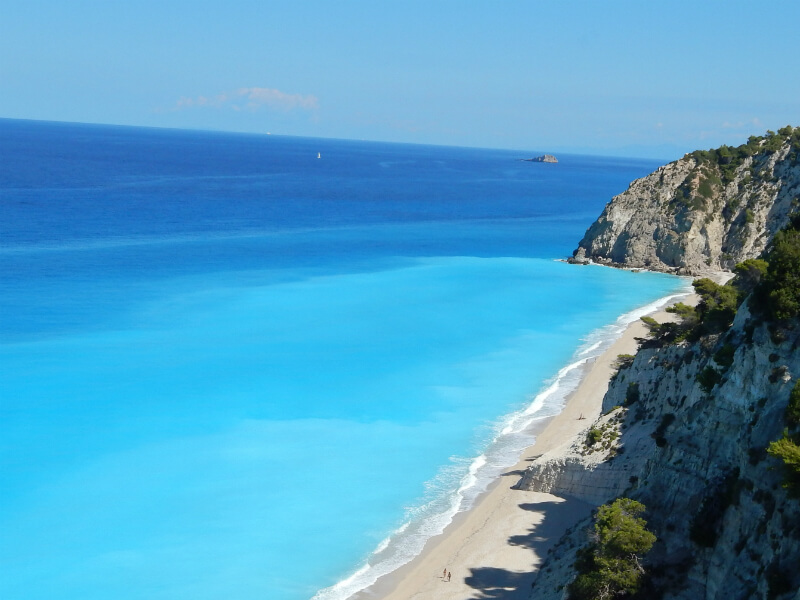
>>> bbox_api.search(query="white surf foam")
[311,282,693,600]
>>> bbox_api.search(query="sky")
[2,1,799,159]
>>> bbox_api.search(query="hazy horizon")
[2,2,799,160]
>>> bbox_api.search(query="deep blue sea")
[0,119,687,600]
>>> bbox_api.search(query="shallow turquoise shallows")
[0,119,686,600]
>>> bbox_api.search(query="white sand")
[354,295,695,600]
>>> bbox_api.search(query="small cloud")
[173,87,319,113]
[237,87,319,111]
[722,120,746,130]
[722,118,763,131]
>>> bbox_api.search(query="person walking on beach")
[447,571,451,582]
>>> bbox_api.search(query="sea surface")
[0,119,687,600]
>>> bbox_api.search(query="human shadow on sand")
[463,497,592,599]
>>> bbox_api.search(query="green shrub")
[713,344,736,368]
[764,130,784,153]
[767,432,800,492]
[734,259,768,293]
[653,413,676,440]
[697,366,722,392]
[587,428,603,446]
[665,301,697,320]
[698,178,714,198]
[614,354,636,370]
[626,382,640,405]
[765,229,800,321]
[693,278,740,334]
[568,498,656,600]
[639,316,663,340]
[662,302,699,342]
[640,315,659,330]
[688,128,798,190]
[787,380,800,426]
[641,302,705,346]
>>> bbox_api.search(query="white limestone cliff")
[522,305,800,599]
[522,128,800,599]
[572,134,800,275]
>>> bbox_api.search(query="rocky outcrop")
[522,304,800,599]
[514,408,639,505]
[522,128,800,599]
[572,129,800,275]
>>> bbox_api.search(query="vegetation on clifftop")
[665,125,800,219]
[688,126,800,185]
[636,276,740,348]
[575,124,800,275]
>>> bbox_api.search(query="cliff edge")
[522,300,800,599]
[521,127,800,600]
[571,127,800,275]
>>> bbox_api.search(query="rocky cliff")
[521,302,800,599]
[520,128,800,600]
[571,127,800,275]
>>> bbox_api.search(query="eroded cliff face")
[520,129,800,599]
[520,303,800,600]
[572,134,800,275]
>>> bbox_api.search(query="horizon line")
[0,115,677,164]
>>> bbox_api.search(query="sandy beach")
[355,294,694,600]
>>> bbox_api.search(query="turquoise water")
[0,120,685,599]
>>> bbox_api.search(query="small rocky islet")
[521,154,558,163]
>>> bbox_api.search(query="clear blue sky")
[2,1,799,159]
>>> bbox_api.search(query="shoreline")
[351,288,697,600]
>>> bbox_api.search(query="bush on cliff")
[787,380,800,426]
[767,381,800,493]
[747,216,800,323]
[625,383,640,405]
[696,366,722,393]
[733,258,768,294]
[641,278,739,349]
[587,427,603,447]
[761,228,800,322]
[664,301,698,324]
[767,432,800,494]
[759,221,800,494]
[693,278,739,334]
[689,126,800,184]
[568,498,656,600]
